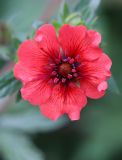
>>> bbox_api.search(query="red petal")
[87,30,101,46]
[59,24,102,61]
[79,53,112,99]
[17,40,49,69]
[81,47,103,61]
[14,61,52,83]
[79,53,112,79]
[98,53,112,70]
[59,24,87,57]
[14,39,53,105]
[14,62,52,105]
[34,24,60,60]
[14,39,54,86]
[40,83,87,121]
[98,81,108,92]
[21,80,52,105]
[14,63,37,85]
[80,80,106,99]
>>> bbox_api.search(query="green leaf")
[108,76,120,95]
[16,90,22,102]
[0,45,10,60]
[0,25,20,62]
[60,1,70,23]
[65,12,85,26]
[0,131,44,160]
[52,20,62,31]
[1,101,68,133]
[0,71,22,98]
[64,0,80,11]
[0,59,6,69]
[74,0,101,25]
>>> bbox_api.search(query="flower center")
[51,57,79,84]
[59,63,72,77]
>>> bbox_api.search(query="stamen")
[54,78,59,84]
[72,68,76,73]
[63,58,68,62]
[59,63,72,76]
[72,63,76,68]
[62,78,66,83]
[50,56,79,84]
[67,57,71,61]
[69,58,75,64]
[52,71,57,75]
[67,74,73,79]
[73,73,78,77]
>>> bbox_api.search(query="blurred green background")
[0,0,122,160]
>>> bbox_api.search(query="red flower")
[14,24,112,121]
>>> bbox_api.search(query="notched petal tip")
[88,30,102,46]
[68,111,80,121]
[34,23,57,42]
[97,81,108,92]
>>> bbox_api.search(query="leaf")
[0,101,68,133]
[0,59,6,69]
[7,38,21,61]
[64,0,80,11]
[108,76,120,95]
[75,0,101,12]
[0,71,22,98]
[0,131,44,160]
[52,20,62,31]
[74,0,101,25]
[16,90,22,102]
[60,1,70,22]
[0,45,10,60]
[0,30,20,62]
[65,12,85,26]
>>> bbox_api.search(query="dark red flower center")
[51,56,80,84]
[59,63,72,77]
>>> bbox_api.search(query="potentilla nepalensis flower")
[14,24,112,121]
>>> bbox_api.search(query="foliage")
[0,71,21,98]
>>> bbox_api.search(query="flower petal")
[80,79,106,99]
[34,24,60,61]
[79,53,112,99]
[81,47,103,61]
[40,83,87,121]
[14,62,37,85]
[87,30,101,46]
[59,24,102,61]
[21,80,52,105]
[98,53,112,70]
[98,81,108,92]
[17,40,49,69]
[59,24,87,57]
[14,38,54,105]
[14,62,52,105]
[79,53,112,78]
